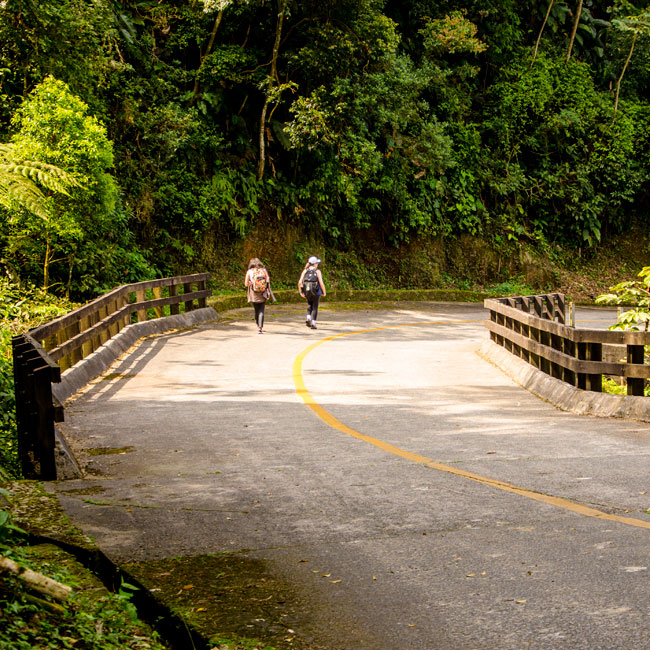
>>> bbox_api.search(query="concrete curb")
[477,339,650,423]
[52,307,219,404]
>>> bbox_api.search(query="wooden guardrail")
[12,273,211,479]
[484,293,650,396]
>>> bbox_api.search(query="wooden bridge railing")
[484,293,650,396]
[12,273,211,479]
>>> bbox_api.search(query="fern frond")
[0,142,79,218]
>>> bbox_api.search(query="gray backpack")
[303,268,319,298]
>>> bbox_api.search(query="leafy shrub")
[0,280,73,478]
[595,266,650,331]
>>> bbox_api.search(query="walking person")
[298,256,326,329]
[245,258,273,333]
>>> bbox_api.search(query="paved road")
[52,303,650,650]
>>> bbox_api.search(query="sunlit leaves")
[0,143,78,220]
[6,77,121,291]
[420,11,487,57]
[596,267,650,331]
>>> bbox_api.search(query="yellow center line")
[292,320,650,531]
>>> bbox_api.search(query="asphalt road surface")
[52,303,650,650]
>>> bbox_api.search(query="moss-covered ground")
[0,482,170,650]
[1,481,326,650]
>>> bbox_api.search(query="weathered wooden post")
[136,288,146,322]
[198,277,208,308]
[183,281,193,313]
[169,283,180,315]
[32,363,57,480]
[626,344,645,396]
[152,286,164,318]
[585,342,602,392]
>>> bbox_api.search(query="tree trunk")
[612,32,637,124]
[43,236,51,289]
[66,253,74,299]
[190,10,224,106]
[531,0,555,68]
[258,0,287,181]
[566,0,584,62]
[257,98,270,181]
[270,0,286,82]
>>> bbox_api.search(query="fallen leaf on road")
[466,573,475,577]
[516,600,527,604]
[321,573,331,577]
[183,584,194,590]
[330,579,341,583]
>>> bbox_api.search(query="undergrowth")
[0,489,169,650]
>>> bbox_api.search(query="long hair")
[248,258,264,269]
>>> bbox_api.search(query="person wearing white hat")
[298,256,326,329]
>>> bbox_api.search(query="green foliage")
[0,143,79,220]
[596,263,650,395]
[420,10,487,56]
[2,77,154,296]
[1,0,650,281]
[602,375,629,396]
[8,77,117,286]
[0,544,169,650]
[0,0,116,125]
[596,265,650,331]
[486,276,534,296]
[484,51,647,246]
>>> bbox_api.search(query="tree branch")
[0,554,72,602]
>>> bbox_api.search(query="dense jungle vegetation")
[1,0,649,300]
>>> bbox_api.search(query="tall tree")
[6,77,119,292]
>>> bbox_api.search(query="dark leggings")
[254,302,265,329]
[307,296,320,321]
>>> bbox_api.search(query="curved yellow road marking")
[292,321,650,531]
